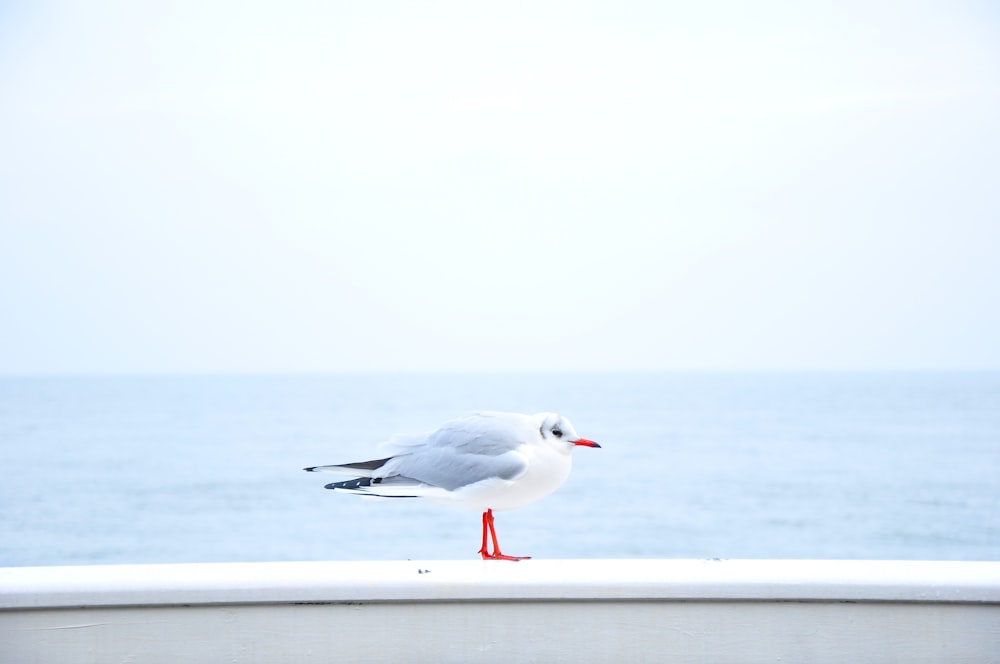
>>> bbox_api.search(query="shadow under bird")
[304,411,601,560]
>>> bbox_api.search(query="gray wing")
[425,412,532,455]
[382,447,528,492]
[378,412,532,490]
[306,449,526,493]
[312,412,533,492]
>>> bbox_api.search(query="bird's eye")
[552,427,563,438]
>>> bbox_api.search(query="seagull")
[304,411,601,560]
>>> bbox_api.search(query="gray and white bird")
[304,411,601,560]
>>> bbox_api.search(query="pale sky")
[1,1,998,373]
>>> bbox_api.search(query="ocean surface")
[1,372,998,567]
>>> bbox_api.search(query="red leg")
[479,509,530,561]
[478,510,490,559]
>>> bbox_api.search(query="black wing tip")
[325,477,375,490]
[303,466,318,472]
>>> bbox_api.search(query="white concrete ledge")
[3,560,999,663]
[2,559,999,608]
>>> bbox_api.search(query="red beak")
[572,438,601,448]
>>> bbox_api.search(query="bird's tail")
[303,456,393,477]
[305,457,429,499]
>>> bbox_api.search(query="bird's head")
[537,413,601,451]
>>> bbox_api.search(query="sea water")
[1,372,998,566]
